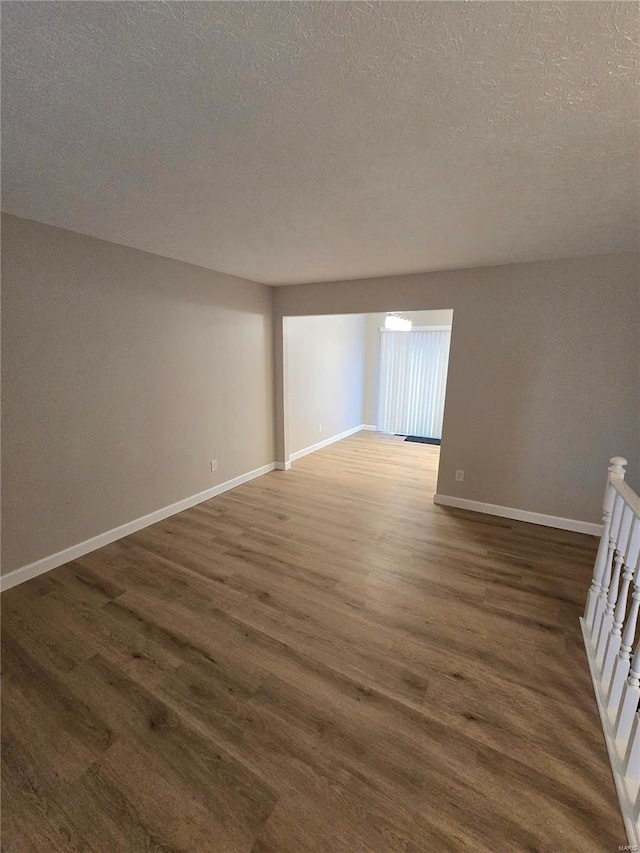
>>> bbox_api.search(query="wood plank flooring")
[1,432,624,851]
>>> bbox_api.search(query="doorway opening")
[280,309,454,498]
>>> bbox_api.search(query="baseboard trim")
[360,424,377,431]
[275,461,291,471]
[0,462,277,593]
[433,494,602,536]
[289,424,366,463]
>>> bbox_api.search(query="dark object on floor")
[401,435,441,445]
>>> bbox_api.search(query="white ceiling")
[2,1,638,285]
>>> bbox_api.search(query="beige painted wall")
[284,314,366,457]
[274,253,640,524]
[1,215,275,575]
[362,310,454,427]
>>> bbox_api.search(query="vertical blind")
[377,328,451,439]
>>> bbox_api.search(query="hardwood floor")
[1,432,624,851]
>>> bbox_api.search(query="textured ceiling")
[2,1,638,285]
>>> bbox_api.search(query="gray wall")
[284,314,366,457]
[362,310,454,427]
[1,215,275,574]
[3,213,637,575]
[274,253,640,524]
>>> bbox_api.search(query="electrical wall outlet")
[455,469,464,482]
[210,459,218,472]
[318,423,323,433]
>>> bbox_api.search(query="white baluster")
[614,640,640,746]
[592,491,625,645]
[586,456,627,630]
[622,712,640,782]
[608,555,640,713]
[602,519,640,688]
[596,505,634,666]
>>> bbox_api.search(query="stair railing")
[581,455,640,848]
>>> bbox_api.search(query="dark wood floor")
[1,432,623,851]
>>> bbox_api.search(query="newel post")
[585,456,627,631]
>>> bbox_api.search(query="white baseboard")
[289,424,366,463]
[433,494,602,536]
[275,461,291,471]
[579,618,640,848]
[0,462,276,593]
[360,424,378,431]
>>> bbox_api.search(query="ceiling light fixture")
[384,314,412,332]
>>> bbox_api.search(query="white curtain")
[377,328,451,438]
